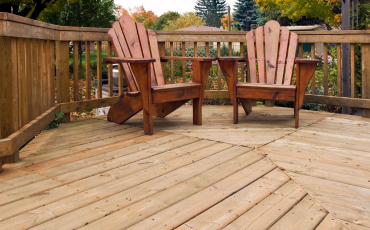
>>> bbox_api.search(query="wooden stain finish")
[104,15,215,134]
[217,20,319,128]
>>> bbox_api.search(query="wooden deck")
[0,105,369,230]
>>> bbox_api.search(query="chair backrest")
[246,20,298,85]
[108,15,165,92]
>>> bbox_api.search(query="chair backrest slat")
[119,16,143,59]
[284,32,298,85]
[276,27,290,85]
[245,20,298,86]
[246,31,258,83]
[136,22,156,86]
[255,26,265,83]
[109,15,166,88]
[147,29,165,86]
[264,20,280,84]
[109,23,138,91]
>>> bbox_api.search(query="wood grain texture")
[246,31,257,83]
[148,29,165,86]
[284,32,298,85]
[362,44,370,117]
[110,23,138,91]
[264,20,280,84]
[255,26,265,83]
[276,27,290,85]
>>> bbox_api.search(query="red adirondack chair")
[217,20,319,128]
[103,15,215,134]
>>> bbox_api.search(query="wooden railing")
[156,30,370,113]
[0,12,370,170]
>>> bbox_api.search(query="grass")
[69,51,110,65]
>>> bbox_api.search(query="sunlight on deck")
[0,105,369,230]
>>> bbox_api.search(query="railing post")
[0,37,19,167]
[56,41,70,123]
[362,43,370,118]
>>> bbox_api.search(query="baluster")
[324,43,328,96]
[311,43,316,94]
[240,42,244,82]
[97,41,102,98]
[351,43,355,98]
[205,42,210,90]
[108,41,113,97]
[85,41,91,100]
[182,42,186,83]
[170,42,174,84]
[337,43,342,97]
[217,42,221,90]
[73,41,79,101]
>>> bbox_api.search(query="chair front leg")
[218,60,239,124]
[192,60,213,125]
[295,61,318,128]
[130,63,153,134]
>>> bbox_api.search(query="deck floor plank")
[32,147,258,230]
[0,105,368,230]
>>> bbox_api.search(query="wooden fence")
[0,12,370,170]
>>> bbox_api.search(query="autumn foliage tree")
[163,12,205,30]
[255,0,341,27]
[118,5,158,29]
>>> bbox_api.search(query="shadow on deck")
[0,105,369,230]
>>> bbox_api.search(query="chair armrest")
[295,58,320,64]
[160,56,216,62]
[217,57,247,62]
[103,57,156,64]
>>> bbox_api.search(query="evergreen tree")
[194,0,227,28]
[232,0,262,30]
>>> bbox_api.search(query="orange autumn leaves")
[117,5,158,29]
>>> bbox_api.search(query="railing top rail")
[0,12,110,41]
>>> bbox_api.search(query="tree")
[153,11,180,30]
[163,12,205,30]
[118,6,158,29]
[129,5,158,29]
[0,0,58,19]
[40,0,116,67]
[194,0,227,27]
[221,13,235,30]
[255,0,341,27]
[40,0,116,28]
[232,0,262,30]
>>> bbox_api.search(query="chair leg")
[193,98,202,125]
[294,102,299,129]
[130,63,154,135]
[143,105,153,135]
[233,98,238,124]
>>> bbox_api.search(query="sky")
[114,0,238,16]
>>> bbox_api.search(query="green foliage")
[0,0,58,19]
[194,0,227,28]
[163,12,205,30]
[232,0,262,30]
[40,0,116,27]
[153,11,180,30]
[358,1,370,29]
[44,112,64,130]
[255,0,341,27]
